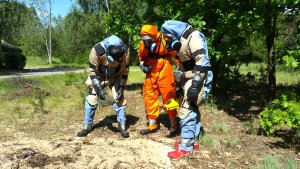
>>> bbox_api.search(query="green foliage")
[0,52,26,69]
[281,46,300,70]
[19,7,46,57]
[258,90,300,135]
[0,1,28,43]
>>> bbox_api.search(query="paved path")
[0,68,87,79]
[0,67,140,79]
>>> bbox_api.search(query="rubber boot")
[140,128,159,135]
[118,121,129,138]
[168,138,193,159]
[77,123,93,137]
[168,149,190,159]
[140,119,159,135]
[168,120,178,137]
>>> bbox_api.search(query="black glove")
[116,86,125,101]
[97,88,106,100]
[91,78,105,100]
[140,62,152,74]
[187,73,204,102]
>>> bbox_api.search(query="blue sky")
[51,0,74,17]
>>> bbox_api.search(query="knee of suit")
[86,95,98,106]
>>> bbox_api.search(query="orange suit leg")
[143,78,159,130]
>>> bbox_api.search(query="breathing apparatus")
[164,34,182,52]
[107,45,125,62]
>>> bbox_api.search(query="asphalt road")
[0,67,140,79]
[0,67,87,79]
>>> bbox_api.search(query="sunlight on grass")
[200,134,215,148]
[128,66,145,84]
[250,155,297,169]
[276,71,300,85]
[25,56,86,68]
[211,121,231,134]
[222,137,238,148]
[239,63,300,85]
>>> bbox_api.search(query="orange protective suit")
[139,25,178,131]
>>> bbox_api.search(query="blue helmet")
[161,20,189,40]
[102,35,126,62]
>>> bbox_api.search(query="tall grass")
[25,56,86,68]
[239,63,300,85]
[250,155,297,169]
[0,73,88,139]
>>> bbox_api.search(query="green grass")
[211,121,231,134]
[222,137,238,148]
[200,134,215,148]
[128,68,145,83]
[0,68,146,140]
[250,155,297,169]
[25,56,86,68]
[0,73,88,139]
[239,63,300,85]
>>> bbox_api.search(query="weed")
[285,157,297,169]
[29,90,46,113]
[222,137,238,148]
[200,134,215,148]
[64,72,78,86]
[243,121,256,134]
[204,94,217,109]
[212,121,230,134]
[14,106,25,118]
[250,155,295,169]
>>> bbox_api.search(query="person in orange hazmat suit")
[138,24,181,136]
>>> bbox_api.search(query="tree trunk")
[265,2,277,100]
[0,39,3,69]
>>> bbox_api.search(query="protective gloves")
[187,72,204,102]
[91,77,105,100]
[140,61,152,74]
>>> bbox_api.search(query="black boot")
[140,128,159,135]
[118,121,129,138]
[77,124,93,137]
[167,127,178,138]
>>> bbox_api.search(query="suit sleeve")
[189,33,207,72]
[119,44,130,86]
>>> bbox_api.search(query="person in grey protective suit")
[77,35,130,138]
[161,20,213,159]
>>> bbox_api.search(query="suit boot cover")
[140,127,159,135]
[140,119,159,135]
[77,123,93,137]
[168,138,193,159]
[77,99,97,137]
[118,121,129,138]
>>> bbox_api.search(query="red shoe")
[174,141,201,150]
[168,149,190,159]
